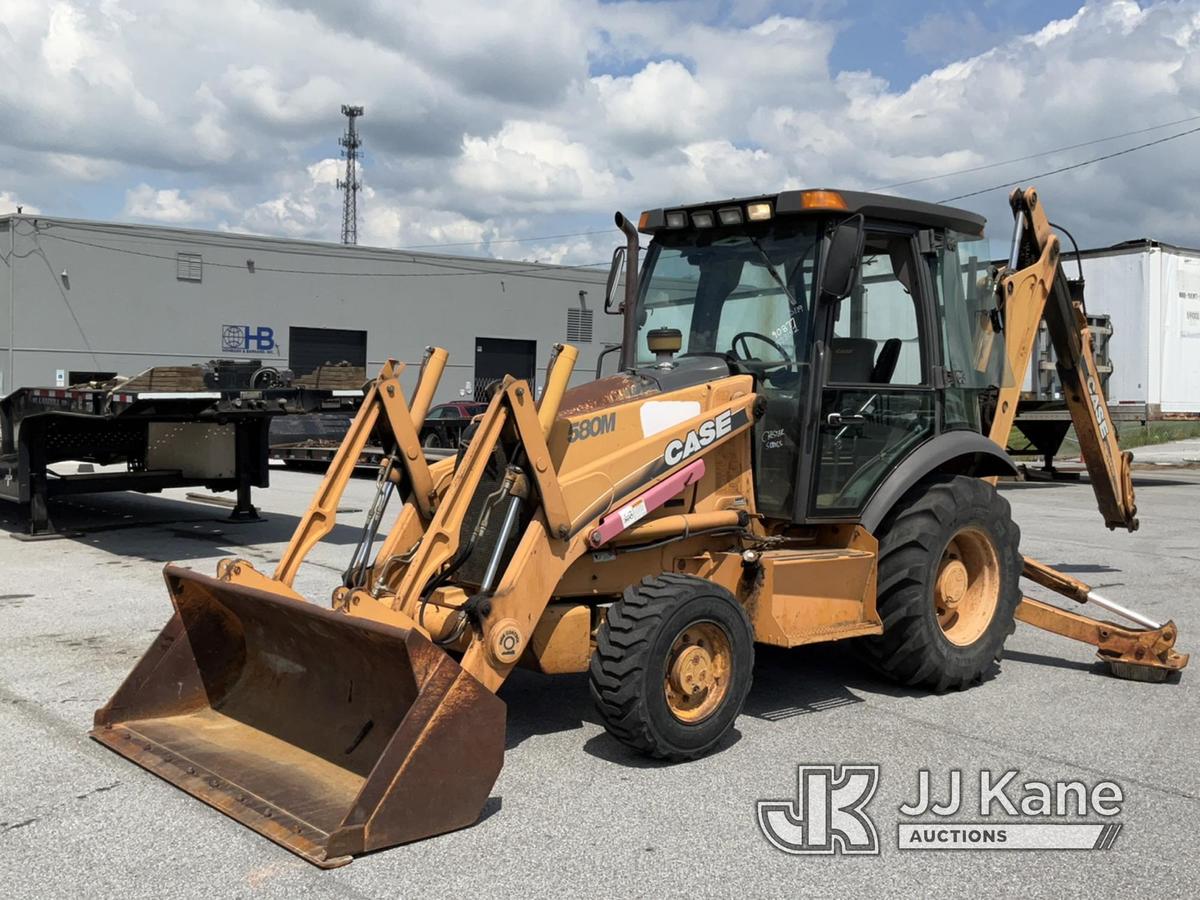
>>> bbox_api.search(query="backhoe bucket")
[90,564,505,868]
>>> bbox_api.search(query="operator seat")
[870,338,902,383]
[830,338,876,383]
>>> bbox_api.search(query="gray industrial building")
[0,214,622,401]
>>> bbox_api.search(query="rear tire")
[859,475,1020,691]
[589,574,754,761]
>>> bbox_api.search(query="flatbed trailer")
[0,383,364,534]
[270,439,455,470]
[268,408,474,469]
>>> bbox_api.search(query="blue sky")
[828,0,1088,83]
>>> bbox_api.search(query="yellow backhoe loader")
[92,186,1187,867]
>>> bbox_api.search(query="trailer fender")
[859,431,1017,533]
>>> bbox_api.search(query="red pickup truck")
[421,401,489,448]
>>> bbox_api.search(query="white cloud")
[1,0,1199,263]
[594,60,715,152]
[455,121,617,211]
[45,153,120,181]
[123,184,235,223]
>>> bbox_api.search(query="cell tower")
[337,104,364,245]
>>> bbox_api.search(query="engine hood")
[557,355,733,418]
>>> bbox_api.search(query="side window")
[811,232,936,515]
[829,235,925,385]
[935,233,1011,432]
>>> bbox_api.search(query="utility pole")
[337,105,364,245]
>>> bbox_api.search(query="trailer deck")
[1,382,364,534]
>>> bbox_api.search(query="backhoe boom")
[989,187,1183,680]
[990,187,1137,531]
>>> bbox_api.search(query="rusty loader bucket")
[87,351,578,867]
[90,565,506,868]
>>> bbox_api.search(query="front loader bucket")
[90,565,505,868]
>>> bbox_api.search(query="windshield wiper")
[749,237,800,309]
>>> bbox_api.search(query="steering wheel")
[729,331,794,372]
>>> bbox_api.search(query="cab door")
[806,228,938,518]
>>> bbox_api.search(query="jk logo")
[757,765,880,855]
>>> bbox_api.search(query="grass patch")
[1010,419,1200,456]
[1115,420,1200,450]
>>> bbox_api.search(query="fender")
[858,431,1018,533]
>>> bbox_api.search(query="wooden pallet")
[292,365,367,390]
[117,366,209,393]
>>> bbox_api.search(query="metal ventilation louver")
[176,252,203,282]
[566,308,593,343]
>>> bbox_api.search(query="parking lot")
[2,464,1198,898]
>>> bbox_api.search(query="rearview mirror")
[820,214,865,302]
[604,246,626,314]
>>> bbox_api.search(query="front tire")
[589,574,754,761]
[859,475,1021,691]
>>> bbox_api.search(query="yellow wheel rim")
[934,526,1001,646]
[664,621,732,724]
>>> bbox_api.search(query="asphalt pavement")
[1,464,1198,898]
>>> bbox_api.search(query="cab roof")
[639,188,986,238]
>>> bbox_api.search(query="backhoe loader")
[92,186,1187,867]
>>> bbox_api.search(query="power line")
[398,228,612,250]
[41,216,617,262]
[939,124,1200,203]
[874,113,1200,192]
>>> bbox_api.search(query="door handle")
[826,412,866,426]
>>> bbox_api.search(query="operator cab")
[618,188,996,523]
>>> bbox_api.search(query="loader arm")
[984,187,1183,680]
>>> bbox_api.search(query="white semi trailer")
[1014,238,1200,467]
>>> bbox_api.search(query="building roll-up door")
[289,326,367,377]
[474,337,536,401]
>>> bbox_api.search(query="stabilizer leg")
[1018,557,1187,682]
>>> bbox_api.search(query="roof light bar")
[746,201,773,221]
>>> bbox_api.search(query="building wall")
[0,215,624,401]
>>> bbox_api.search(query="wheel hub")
[663,622,732,724]
[936,559,969,610]
[934,527,1001,646]
[669,645,714,695]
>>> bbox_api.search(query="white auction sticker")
[619,499,648,528]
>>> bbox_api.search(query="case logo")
[664,409,734,466]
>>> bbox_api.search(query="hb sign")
[221,324,276,354]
